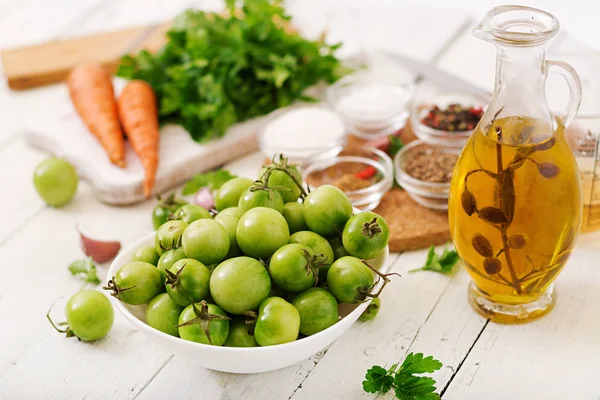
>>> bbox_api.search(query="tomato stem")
[260,154,308,200]
[46,298,77,339]
[360,260,401,299]
[102,277,136,300]
[176,301,230,345]
[165,263,186,287]
[362,217,382,239]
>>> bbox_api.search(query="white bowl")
[108,232,389,374]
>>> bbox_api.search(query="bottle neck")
[494,45,546,95]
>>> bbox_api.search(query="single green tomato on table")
[289,231,335,281]
[327,256,375,304]
[157,248,187,282]
[105,261,163,305]
[155,220,188,256]
[224,317,258,348]
[292,287,339,336]
[171,204,212,224]
[303,185,353,237]
[146,293,184,337]
[342,211,390,260]
[181,219,230,265]
[165,259,211,307]
[236,207,290,259]
[254,297,300,346]
[281,202,307,234]
[238,186,284,214]
[132,245,160,265]
[48,290,114,342]
[209,256,271,315]
[33,157,78,207]
[269,243,319,292]
[215,177,254,211]
[259,166,303,203]
[178,301,230,346]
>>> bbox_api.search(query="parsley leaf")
[117,0,345,143]
[182,169,236,196]
[363,353,443,400]
[388,135,404,157]
[68,257,101,284]
[409,244,460,274]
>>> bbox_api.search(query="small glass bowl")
[327,72,413,140]
[410,90,488,148]
[394,140,460,210]
[302,146,393,211]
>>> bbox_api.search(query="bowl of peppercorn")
[409,91,486,148]
[394,140,460,210]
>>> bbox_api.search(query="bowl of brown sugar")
[394,140,459,210]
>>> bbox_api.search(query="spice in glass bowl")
[403,146,458,183]
[421,104,483,132]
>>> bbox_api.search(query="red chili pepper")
[355,165,378,180]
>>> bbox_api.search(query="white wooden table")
[1,1,600,399]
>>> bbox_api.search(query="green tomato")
[327,256,375,303]
[214,212,241,258]
[33,157,78,207]
[254,297,300,346]
[304,185,352,236]
[63,290,113,341]
[359,297,381,322]
[107,261,163,305]
[132,245,160,265]
[157,248,187,282]
[237,207,290,259]
[209,257,271,315]
[238,186,284,214]
[152,196,186,230]
[165,259,211,307]
[281,202,307,234]
[155,220,188,256]
[215,177,254,211]
[259,166,302,203]
[269,244,318,292]
[224,317,258,347]
[182,219,230,265]
[171,204,212,224]
[292,288,338,335]
[329,236,350,260]
[342,212,389,259]
[217,206,243,219]
[146,293,184,337]
[178,302,230,346]
[290,231,334,281]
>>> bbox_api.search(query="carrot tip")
[114,160,126,168]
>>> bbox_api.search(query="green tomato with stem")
[178,301,230,346]
[215,177,254,211]
[292,287,338,335]
[209,256,271,315]
[171,204,212,224]
[359,297,381,322]
[155,220,188,256]
[281,202,307,234]
[47,290,113,342]
[342,212,389,260]
[290,231,334,281]
[152,193,187,230]
[33,157,78,207]
[133,245,160,265]
[303,185,352,236]
[146,293,184,337]
[105,261,163,305]
[326,257,375,304]
[237,207,290,259]
[238,186,284,214]
[157,248,187,283]
[224,317,258,347]
[269,244,321,292]
[182,219,230,265]
[259,166,302,203]
[254,297,300,346]
[165,259,211,307]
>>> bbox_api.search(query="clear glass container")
[448,6,583,324]
[327,72,413,140]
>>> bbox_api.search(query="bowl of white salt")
[258,106,347,164]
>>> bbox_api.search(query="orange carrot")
[118,80,160,198]
[67,64,126,168]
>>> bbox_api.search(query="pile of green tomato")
[107,158,391,347]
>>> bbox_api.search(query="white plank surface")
[1,0,600,399]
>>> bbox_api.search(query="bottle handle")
[545,60,582,126]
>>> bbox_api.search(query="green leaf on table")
[409,244,460,274]
[388,135,404,157]
[363,365,394,394]
[68,257,101,284]
[182,169,237,196]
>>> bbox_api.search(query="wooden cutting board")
[2,23,171,90]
